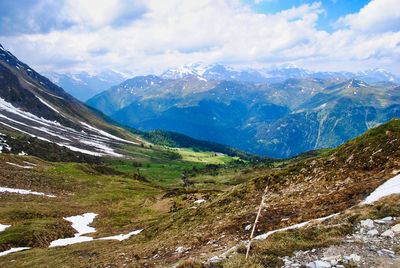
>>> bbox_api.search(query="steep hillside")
[258,80,400,156]
[88,73,400,158]
[0,43,146,157]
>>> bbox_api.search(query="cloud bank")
[0,0,399,75]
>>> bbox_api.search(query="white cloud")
[338,0,400,33]
[0,0,399,76]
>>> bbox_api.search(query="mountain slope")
[0,43,143,157]
[2,117,400,267]
[87,73,400,158]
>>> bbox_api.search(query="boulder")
[350,254,361,262]
[307,260,332,268]
[391,224,400,234]
[367,229,379,236]
[381,229,395,238]
[361,219,374,228]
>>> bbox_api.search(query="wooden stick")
[246,183,269,260]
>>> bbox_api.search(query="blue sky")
[0,0,399,76]
[245,0,371,32]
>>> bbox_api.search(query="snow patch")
[0,186,56,198]
[49,213,98,247]
[65,213,98,236]
[0,223,11,232]
[79,139,122,157]
[254,213,339,240]
[6,162,33,169]
[98,229,143,241]
[0,247,31,257]
[194,199,206,204]
[49,236,93,247]
[56,143,104,156]
[80,122,137,145]
[0,97,61,128]
[36,96,60,114]
[360,174,400,205]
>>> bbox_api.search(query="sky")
[0,0,399,76]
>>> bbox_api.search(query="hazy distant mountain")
[43,71,127,101]
[161,64,400,84]
[88,73,400,158]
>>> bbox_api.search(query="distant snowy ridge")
[161,64,400,83]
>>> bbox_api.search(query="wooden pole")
[246,183,269,260]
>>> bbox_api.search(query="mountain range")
[42,71,127,102]
[0,44,260,162]
[1,43,400,267]
[44,63,400,104]
[87,73,400,158]
[161,63,400,83]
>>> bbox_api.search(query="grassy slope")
[1,119,400,266]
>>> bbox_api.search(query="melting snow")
[6,162,33,169]
[80,122,138,145]
[49,212,142,247]
[254,213,339,240]
[57,143,104,156]
[0,247,31,257]
[23,161,36,166]
[49,236,94,247]
[0,223,11,232]
[65,213,98,235]
[98,229,143,241]
[49,213,98,247]
[0,98,61,128]
[79,140,122,157]
[36,96,60,114]
[360,174,400,205]
[0,186,56,198]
